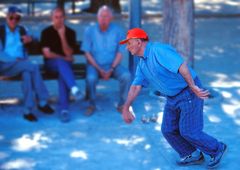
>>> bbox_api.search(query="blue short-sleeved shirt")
[81,23,125,67]
[132,42,197,96]
[0,25,25,62]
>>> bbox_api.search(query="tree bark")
[57,0,65,9]
[162,0,194,67]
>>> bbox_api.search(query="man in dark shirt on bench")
[41,7,83,123]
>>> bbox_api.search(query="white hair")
[97,5,113,18]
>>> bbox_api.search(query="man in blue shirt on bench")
[0,6,54,122]
[81,5,131,116]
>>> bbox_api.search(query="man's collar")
[5,23,19,33]
[143,42,150,59]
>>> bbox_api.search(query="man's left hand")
[102,69,113,80]
[21,35,32,44]
[191,85,210,99]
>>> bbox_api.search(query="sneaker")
[84,105,95,116]
[177,151,204,166]
[59,110,71,123]
[38,104,54,114]
[23,113,38,122]
[207,142,227,169]
[72,90,84,101]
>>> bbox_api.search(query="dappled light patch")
[144,103,152,112]
[0,158,36,170]
[213,46,224,53]
[207,114,222,123]
[101,137,111,144]
[221,90,232,98]
[225,0,240,6]
[234,119,240,126]
[97,84,108,90]
[211,80,240,88]
[0,152,8,159]
[197,3,221,12]
[11,132,51,152]
[142,159,151,165]
[156,112,163,125]
[0,135,4,140]
[69,19,80,24]
[70,150,88,160]
[71,131,87,138]
[237,89,240,95]
[0,98,19,104]
[155,125,161,131]
[113,135,145,147]
[222,102,240,116]
[195,0,240,13]
[144,144,151,150]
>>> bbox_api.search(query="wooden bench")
[0,40,86,81]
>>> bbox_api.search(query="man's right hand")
[122,106,135,124]
[57,25,66,37]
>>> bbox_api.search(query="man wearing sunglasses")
[0,6,54,122]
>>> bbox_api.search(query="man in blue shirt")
[81,5,131,115]
[120,28,227,169]
[0,6,54,122]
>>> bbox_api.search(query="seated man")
[0,6,54,122]
[41,7,83,123]
[81,5,131,115]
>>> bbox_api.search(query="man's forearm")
[124,85,142,108]
[111,52,122,69]
[59,34,73,57]
[179,62,195,88]
[85,52,102,71]
[42,48,63,59]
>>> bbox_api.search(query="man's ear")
[137,39,142,46]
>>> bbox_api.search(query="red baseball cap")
[119,28,148,44]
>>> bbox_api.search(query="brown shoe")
[85,106,95,116]
[23,113,38,122]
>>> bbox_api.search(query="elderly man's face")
[6,13,21,30]
[126,39,142,56]
[97,9,112,31]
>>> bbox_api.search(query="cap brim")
[8,12,23,16]
[119,39,129,45]
[15,12,23,16]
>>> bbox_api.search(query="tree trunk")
[57,0,65,9]
[162,0,194,67]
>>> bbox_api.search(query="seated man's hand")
[102,69,113,80]
[99,69,106,79]
[21,35,32,44]
[64,56,74,62]
[16,57,27,61]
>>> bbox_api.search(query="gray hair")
[97,5,113,18]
